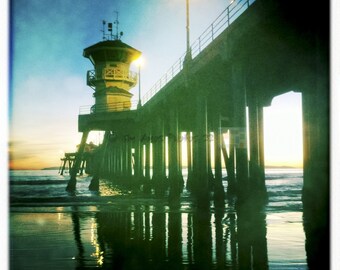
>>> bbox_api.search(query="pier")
[65,0,329,268]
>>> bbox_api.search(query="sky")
[8,0,304,170]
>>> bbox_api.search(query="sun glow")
[263,92,303,168]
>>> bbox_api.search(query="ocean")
[10,168,307,269]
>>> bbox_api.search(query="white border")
[331,0,339,267]
[0,0,9,269]
[3,0,337,269]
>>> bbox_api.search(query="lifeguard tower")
[66,18,142,191]
[83,20,141,112]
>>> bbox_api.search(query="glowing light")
[133,56,144,68]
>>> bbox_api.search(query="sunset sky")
[9,0,303,170]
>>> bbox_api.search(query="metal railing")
[87,70,96,89]
[79,101,138,115]
[87,68,138,87]
[103,67,138,84]
[142,54,186,103]
[142,0,255,105]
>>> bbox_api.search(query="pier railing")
[87,68,138,88]
[79,101,138,115]
[142,0,255,105]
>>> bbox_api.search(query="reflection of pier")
[66,0,329,268]
[69,201,268,269]
[94,208,241,268]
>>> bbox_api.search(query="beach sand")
[10,205,307,269]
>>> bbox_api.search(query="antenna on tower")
[113,11,123,40]
[108,22,113,40]
[101,20,107,40]
[100,13,124,41]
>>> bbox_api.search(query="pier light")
[133,56,144,67]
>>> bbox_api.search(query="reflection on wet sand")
[71,207,86,269]
[68,200,269,269]
[237,201,268,270]
[10,198,310,269]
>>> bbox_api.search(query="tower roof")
[83,40,141,65]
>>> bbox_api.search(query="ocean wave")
[10,180,69,186]
[265,174,303,181]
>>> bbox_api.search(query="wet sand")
[10,169,309,269]
[10,204,307,269]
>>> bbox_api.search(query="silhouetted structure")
[60,142,98,175]
[66,0,329,268]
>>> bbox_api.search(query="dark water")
[10,169,307,269]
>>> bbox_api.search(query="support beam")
[126,139,133,185]
[214,130,222,182]
[231,63,249,201]
[192,96,209,206]
[118,141,123,181]
[89,131,111,191]
[121,136,128,180]
[60,158,67,176]
[248,99,267,199]
[258,106,265,177]
[134,129,143,189]
[207,131,215,189]
[144,135,151,193]
[66,130,90,191]
[186,131,193,190]
[302,80,329,269]
[168,109,183,202]
[221,131,236,194]
[152,117,167,195]
[79,158,86,176]
[214,114,225,207]
[113,143,118,179]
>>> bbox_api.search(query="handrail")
[79,101,138,115]
[103,67,138,83]
[142,0,255,105]
[87,68,138,86]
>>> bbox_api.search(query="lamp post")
[135,57,143,109]
[186,0,190,54]
[185,0,192,62]
[138,64,141,108]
